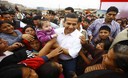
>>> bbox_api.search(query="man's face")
[49,14,55,20]
[10,14,15,20]
[105,11,117,22]
[83,21,89,29]
[2,14,12,22]
[64,17,78,34]
[65,10,72,15]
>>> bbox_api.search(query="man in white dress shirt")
[55,13,82,78]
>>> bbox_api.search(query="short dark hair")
[22,25,35,33]
[106,6,119,14]
[84,18,91,24]
[0,21,8,27]
[47,10,56,15]
[36,61,60,78]
[113,40,128,72]
[0,64,24,78]
[1,11,10,17]
[65,7,74,13]
[95,39,112,51]
[33,16,41,20]
[64,13,78,22]
[99,25,111,33]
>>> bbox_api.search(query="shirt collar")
[61,28,82,37]
[79,24,84,33]
[102,18,113,25]
[61,29,78,36]
[61,28,65,34]
[70,29,82,37]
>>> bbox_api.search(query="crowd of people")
[0,4,128,78]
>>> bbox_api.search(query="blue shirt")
[87,18,120,42]
[0,30,22,45]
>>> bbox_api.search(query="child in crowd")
[86,25,113,64]
[29,38,41,54]
[22,25,37,50]
[76,25,112,76]
[36,19,59,56]
[94,25,113,51]
[76,39,112,76]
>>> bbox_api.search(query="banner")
[100,0,128,18]
[101,0,128,2]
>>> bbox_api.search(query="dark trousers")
[59,58,76,78]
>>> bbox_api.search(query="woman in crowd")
[71,40,128,78]
[0,37,64,78]
[0,21,34,51]
[22,25,42,53]
[84,40,128,75]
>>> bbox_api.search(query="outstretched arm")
[38,38,59,56]
[20,47,63,69]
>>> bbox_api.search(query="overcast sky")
[6,0,100,9]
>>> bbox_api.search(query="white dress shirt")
[55,28,82,60]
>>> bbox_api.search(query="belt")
[59,58,74,62]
